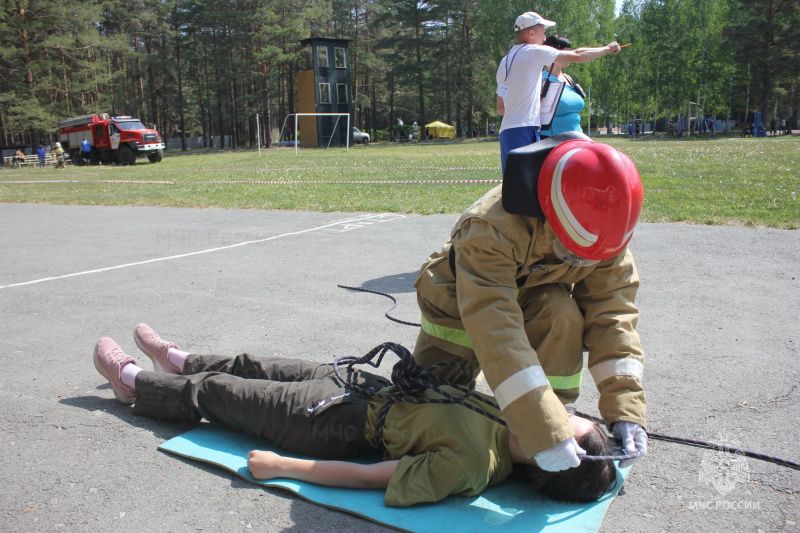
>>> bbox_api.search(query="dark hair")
[543,34,572,50]
[511,422,616,503]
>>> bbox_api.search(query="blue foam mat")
[160,425,629,533]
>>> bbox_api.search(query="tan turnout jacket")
[415,186,646,456]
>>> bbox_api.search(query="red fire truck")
[57,113,165,165]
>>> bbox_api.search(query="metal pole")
[346,114,350,151]
[745,62,751,126]
[697,89,701,134]
[256,113,261,156]
[295,114,299,155]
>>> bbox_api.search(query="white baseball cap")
[514,11,556,31]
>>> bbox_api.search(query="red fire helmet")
[538,140,643,261]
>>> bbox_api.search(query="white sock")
[167,348,189,371]
[120,362,142,388]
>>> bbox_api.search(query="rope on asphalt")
[339,284,800,471]
[337,284,420,326]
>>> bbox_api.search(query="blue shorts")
[499,126,540,175]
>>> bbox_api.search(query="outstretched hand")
[247,450,282,480]
[247,449,398,489]
[612,422,648,467]
[607,41,621,54]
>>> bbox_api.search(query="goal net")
[279,113,351,154]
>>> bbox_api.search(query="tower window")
[317,47,329,68]
[319,83,331,104]
[335,47,347,68]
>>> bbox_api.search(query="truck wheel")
[119,145,136,166]
[148,151,163,163]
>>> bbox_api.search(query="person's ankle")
[120,362,142,389]
[166,348,189,372]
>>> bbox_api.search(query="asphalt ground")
[0,203,798,532]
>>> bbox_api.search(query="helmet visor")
[552,238,601,268]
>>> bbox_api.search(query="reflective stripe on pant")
[519,284,584,403]
[414,283,584,402]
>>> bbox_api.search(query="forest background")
[1,0,798,149]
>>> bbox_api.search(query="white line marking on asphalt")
[323,213,407,233]
[0,213,405,290]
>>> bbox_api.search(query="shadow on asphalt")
[59,392,194,441]
[357,271,419,294]
[158,449,273,491]
[287,498,387,533]
[63,391,383,530]
[58,393,353,523]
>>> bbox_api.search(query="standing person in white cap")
[496,11,621,174]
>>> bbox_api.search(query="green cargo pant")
[133,353,388,459]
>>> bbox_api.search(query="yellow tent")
[423,120,456,140]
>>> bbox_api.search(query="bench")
[3,155,25,167]
[3,154,61,167]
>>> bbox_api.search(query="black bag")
[502,131,591,218]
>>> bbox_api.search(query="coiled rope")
[333,341,636,462]
[333,342,501,440]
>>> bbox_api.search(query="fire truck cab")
[57,113,165,165]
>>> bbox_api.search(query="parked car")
[352,127,370,144]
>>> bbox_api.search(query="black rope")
[575,411,800,471]
[333,341,636,462]
[649,433,800,471]
[337,285,800,470]
[333,342,507,440]
[337,285,421,327]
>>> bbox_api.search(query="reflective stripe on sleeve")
[420,317,473,349]
[551,148,598,248]
[589,358,644,384]
[546,370,583,390]
[493,366,550,410]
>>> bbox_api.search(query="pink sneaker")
[93,337,137,404]
[134,323,180,373]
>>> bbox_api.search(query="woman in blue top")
[540,35,586,137]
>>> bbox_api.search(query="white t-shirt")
[496,44,560,132]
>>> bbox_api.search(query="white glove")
[612,421,648,467]
[534,437,586,472]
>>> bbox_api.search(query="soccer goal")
[279,113,351,154]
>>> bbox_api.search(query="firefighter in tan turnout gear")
[413,133,648,472]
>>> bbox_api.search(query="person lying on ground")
[93,324,617,507]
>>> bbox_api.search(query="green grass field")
[1,135,798,228]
